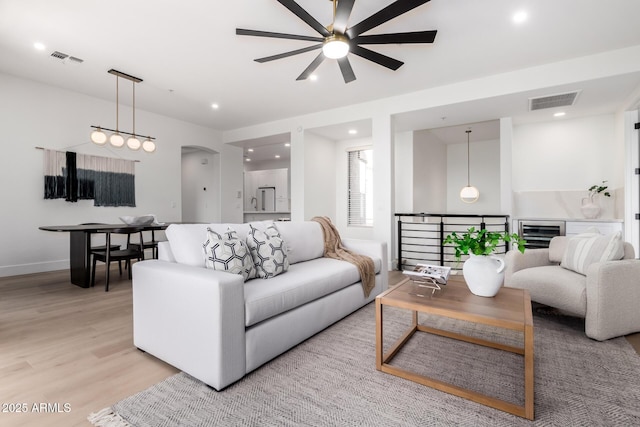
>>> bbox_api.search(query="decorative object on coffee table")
[444,227,525,297]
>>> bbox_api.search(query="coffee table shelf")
[375,276,534,420]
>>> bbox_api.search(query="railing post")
[439,217,445,266]
[396,216,402,270]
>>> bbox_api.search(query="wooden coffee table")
[375,275,534,420]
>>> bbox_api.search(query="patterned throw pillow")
[560,231,624,275]
[203,227,256,282]
[246,224,289,279]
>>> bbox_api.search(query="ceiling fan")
[236,0,437,83]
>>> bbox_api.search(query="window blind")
[348,149,373,227]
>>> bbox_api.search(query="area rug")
[89,303,640,426]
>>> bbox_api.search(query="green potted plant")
[582,180,610,219]
[444,227,525,297]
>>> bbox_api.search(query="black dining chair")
[126,229,163,260]
[91,228,145,291]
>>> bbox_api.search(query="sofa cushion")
[508,265,587,317]
[203,228,256,281]
[165,221,274,267]
[561,231,624,275]
[273,221,324,264]
[246,224,290,279]
[243,255,382,326]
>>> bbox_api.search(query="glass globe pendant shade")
[142,138,156,153]
[322,35,349,59]
[460,185,480,204]
[90,128,107,145]
[127,136,141,150]
[109,132,125,147]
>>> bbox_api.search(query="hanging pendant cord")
[132,81,136,137]
[115,76,119,132]
[466,130,471,186]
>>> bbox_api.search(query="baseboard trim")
[0,260,69,278]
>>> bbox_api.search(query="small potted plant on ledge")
[444,227,526,297]
[582,180,611,219]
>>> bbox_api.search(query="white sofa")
[505,235,640,341]
[132,220,387,390]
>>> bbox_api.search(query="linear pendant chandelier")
[459,129,479,203]
[90,69,156,153]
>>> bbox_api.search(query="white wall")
[0,72,242,276]
[303,132,336,221]
[181,149,221,223]
[394,131,414,213]
[512,114,624,219]
[413,130,448,213]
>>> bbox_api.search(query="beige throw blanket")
[311,216,376,298]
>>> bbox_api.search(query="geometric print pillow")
[560,230,624,275]
[245,224,289,279]
[203,227,256,282]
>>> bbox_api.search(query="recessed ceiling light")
[211,103,219,109]
[285,143,291,147]
[554,112,566,117]
[513,10,528,24]
[275,155,281,159]
[245,158,251,162]
[247,148,254,152]
[309,74,318,81]
[33,42,46,51]
[348,129,357,135]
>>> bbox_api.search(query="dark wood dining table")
[39,223,169,288]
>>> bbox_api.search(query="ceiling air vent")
[528,91,580,111]
[50,51,69,60]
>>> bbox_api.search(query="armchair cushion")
[560,231,624,275]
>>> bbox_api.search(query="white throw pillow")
[560,230,624,275]
[203,228,256,282]
[246,224,289,279]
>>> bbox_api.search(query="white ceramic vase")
[462,253,505,297]
[581,195,600,219]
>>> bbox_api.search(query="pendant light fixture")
[460,129,479,203]
[90,69,156,153]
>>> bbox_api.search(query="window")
[347,148,373,226]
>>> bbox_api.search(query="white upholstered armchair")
[505,234,640,341]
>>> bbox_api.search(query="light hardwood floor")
[1,268,638,427]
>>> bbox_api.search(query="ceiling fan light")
[142,138,156,153]
[127,136,141,151]
[460,186,480,204]
[109,132,124,147]
[90,128,107,145]
[323,35,349,59]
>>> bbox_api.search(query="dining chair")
[91,228,144,291]
[126,229,163,260]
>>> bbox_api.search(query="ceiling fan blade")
[346,0,431,38]
[296,53,326,81]
[236,28,323,43]
[277,0,331,37]
[333,0,355,34]
[350,45,404,71]
[354,30,437,45]
[337,56,356,83]
[255,44,322,63]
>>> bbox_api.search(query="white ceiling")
[2,0,640,145]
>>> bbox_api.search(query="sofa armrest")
[342,238,388,291]
[132,260,246,390]
[585,259,640,341]
[504,248,554,285]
